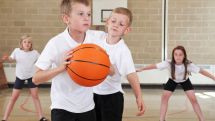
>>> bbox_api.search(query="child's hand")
[58,52,73,72]
[213,76,215,81]
[109,64,115,76]
[136,68,143,72]
[136,97,146,116]
[1,54,9,61]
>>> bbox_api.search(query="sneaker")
[39,117,48,121]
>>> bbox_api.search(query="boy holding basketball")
[93,7,146,121]
[33,0,104,121]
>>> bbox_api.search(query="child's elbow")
[32,75,39,85]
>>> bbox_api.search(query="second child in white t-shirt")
[93,7,145,121]
[137,45,215,121]
[1,35,48,121]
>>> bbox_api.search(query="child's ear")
[124,27,131,35]
[62,14,70,25]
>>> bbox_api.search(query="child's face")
[21,38,32,51]
[63,3,91,33]
[107,13,130,37]
[174,49,184,64]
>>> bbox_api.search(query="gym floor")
[0,88,214,121]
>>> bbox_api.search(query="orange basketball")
[66,44,110,87]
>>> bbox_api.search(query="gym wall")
[0,0,215,64]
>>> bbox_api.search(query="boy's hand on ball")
[109,64,115,76]
[65,50,74,64]
[59,53,73,72]
[65,55,72,64]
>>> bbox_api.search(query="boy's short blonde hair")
[20,34,33,51]
[112,7,133,26]
[60,0,91,15]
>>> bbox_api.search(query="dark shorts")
[51,109,96,121]
[94,91,124,121]
[14,77,38,89]
[164,78,194,92]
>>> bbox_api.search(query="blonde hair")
[60,0,91,15]
[111,7,133,26]
[20,35,33,51]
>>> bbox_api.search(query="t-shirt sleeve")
[156,61,169,70]
[91,31,106,45]
[35,41,57,70]
[117,49,136,76]
[35,50,40,59]
[188,63,200,73]
[10,48,18,60]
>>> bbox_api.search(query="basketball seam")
[66,65,108,81]
[71,60,110,68]
[71,46,108,56]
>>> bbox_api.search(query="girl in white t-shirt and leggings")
[1,35,48,121]
[137,45,215,121]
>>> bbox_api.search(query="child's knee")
[31,93,39,99]
[11,95,19,101]
[161,93,171,100]
[189,96,198,104]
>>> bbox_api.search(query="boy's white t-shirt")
[93,34,136,95]
[35,28,104,113]
[10,48,39,80]
[156,60,200,83]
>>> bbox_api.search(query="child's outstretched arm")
[136,64,157,72]
[1,54,15,62]
[33,66,65,85]
[33,54,72,85]
[199,69,215,81]
[127,72,146,116]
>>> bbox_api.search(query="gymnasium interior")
[0,0,215,121]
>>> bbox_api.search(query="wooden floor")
[0,88,215,121]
